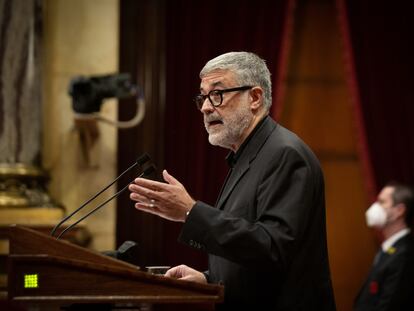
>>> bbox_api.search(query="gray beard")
[206,108,252,150]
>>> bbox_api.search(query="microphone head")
[117,240,138,254]
[143,164,156,176]
[136,153,151,166]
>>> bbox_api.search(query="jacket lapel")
[215,117,277,210]
[216,160,249,210]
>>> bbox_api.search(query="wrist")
[184,209,191,221]
[184,201,196,222]
[202,271,210,283]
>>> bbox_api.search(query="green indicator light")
[24,274,38,288]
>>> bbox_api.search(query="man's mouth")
[208,120,223,127]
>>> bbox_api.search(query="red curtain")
[337,0,414,200]
[163,0,293,268]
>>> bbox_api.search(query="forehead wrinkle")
[200,80,226,93]
[200,69,235,92]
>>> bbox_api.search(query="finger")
[130,192,150,203]
[134,202,160,216]
[130,193,157,209]
[178,275,194,281]
[129,184,163,202]
[133,177,167,191]
[129,183,150,195]
[162,169,181,186]
[164,266,180,278]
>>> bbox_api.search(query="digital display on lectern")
[24,274,39,288]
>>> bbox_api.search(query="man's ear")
[249,87,264,111]
[394,203,407,219]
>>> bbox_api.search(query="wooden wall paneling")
[279,0,376,310]
[117,0,167,267]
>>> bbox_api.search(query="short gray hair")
[200,51,272,111]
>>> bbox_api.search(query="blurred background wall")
[42,0,119,250]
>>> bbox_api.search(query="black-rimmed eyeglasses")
[194,86,253,110]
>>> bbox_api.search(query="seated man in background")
[354,181,414,311]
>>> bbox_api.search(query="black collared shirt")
[226,115,268,168]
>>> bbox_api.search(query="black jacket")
[179,116,336,310]
[354,233,414,311]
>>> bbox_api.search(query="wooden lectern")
[7,225,224,310]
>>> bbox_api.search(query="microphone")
[101,240,138,265]
[50,153,151,237]
[56,164,155,240]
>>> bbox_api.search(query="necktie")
[373,249,385,266]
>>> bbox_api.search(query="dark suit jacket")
[354,233,414,311]
[179,116,336,310]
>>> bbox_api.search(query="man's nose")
[200,98,215,113]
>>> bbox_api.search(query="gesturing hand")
[128,169,196,222]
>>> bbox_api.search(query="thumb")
[165,265,185,278]
[162,169,180,185]
[164,266,179,278]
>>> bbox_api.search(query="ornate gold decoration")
[0,163,61,209]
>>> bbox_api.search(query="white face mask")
[365,202,387,228]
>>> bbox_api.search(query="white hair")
[200,51,272,111]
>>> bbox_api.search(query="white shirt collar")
[381,228,411,252]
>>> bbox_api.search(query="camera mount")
[68,73,145,129]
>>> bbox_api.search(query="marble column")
[0,0,42,164]
[0,0,63,224]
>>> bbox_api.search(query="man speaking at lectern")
[129,51,336,310]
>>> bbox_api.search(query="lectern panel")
[7,226,224,310]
